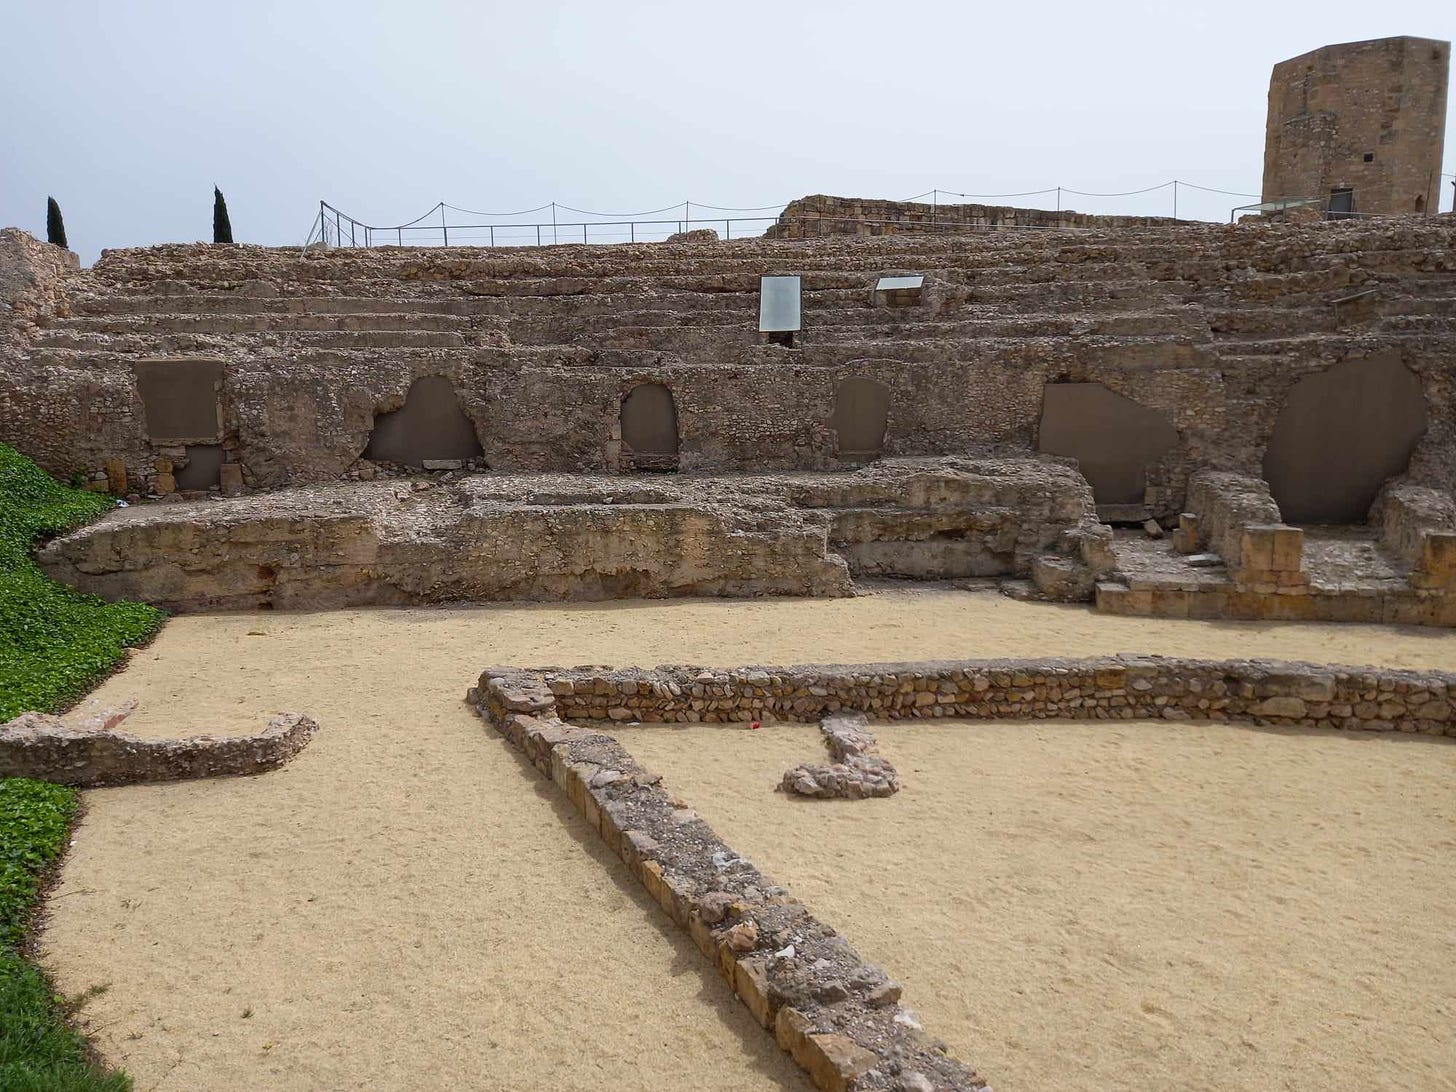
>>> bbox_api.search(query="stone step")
[49,311,477,333]
[1377,314,1456,334]
[28,328,469,352]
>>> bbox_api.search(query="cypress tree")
[213,186,234,244]
[46,197,68,249]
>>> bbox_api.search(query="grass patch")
[0,442,164,721]
[0,781,129,1090]
[1,444,152,1089]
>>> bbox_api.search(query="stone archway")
[364,376,483,468]
[620,383,679,471]
[1036,381,1180,507]
[1263,356,1427,523]
[830,378,890,460]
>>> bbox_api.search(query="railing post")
[440,203,449,246]
[490,225,495,247]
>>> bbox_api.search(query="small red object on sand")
[750,721,761,730]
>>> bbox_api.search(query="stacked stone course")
[473,670,989,1092]
[36,459,1100,610]
[472,653,1456,1090]
[0,708,318,787]
[535,657,1456,736]
[4,217,1456,512]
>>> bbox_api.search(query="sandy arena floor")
[621,721,1456,1092]
[40,589,1456,1090]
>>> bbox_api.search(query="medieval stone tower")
[1262,36,1449,216]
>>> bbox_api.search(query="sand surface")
[620,720,1456,1092]
[40,589,1456,1090]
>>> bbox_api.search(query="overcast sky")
[3,0,1451,263]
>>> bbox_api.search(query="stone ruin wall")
[35,460,1101,611]
[469,652,1456,1090]
[2,218,1455,526]
[764,194,1178,238]
[1263,36,1450,216]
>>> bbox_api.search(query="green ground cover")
[0,442,162,721]
[1,442,157,1089]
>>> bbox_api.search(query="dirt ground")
[40,589,1456,1090]
[622,720,1456,1092]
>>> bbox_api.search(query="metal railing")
[302,200,1147,252]
[305,202,781,248]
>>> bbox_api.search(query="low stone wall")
[472,653,1455,1090]
[0,710,318,787]
[1185,470,1285,563]
[1376,481,1456,589]
[765,194,1177,238]
[473,671,988,1092]
[533,657,1456,736]
[38,459,1095,611]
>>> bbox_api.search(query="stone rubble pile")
[781,712,901,799]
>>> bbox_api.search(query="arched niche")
[1263,356,1427,524]
[364,376,483,468]
[830,378,890,460]
[1036,381,1180,506]
[620,382,679,471]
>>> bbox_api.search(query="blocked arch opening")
[620,383,679,472]
[831,378,890,460]
[364,376,483,468]
[1262,356,1427,524]
[1036,381,1180,507]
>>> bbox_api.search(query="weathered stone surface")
[1263,37,1449,218]
[36,459,1094,610]
[5,217,1456,519]
[471,652,1456,1087]
[507,655,1456,737]
[0,705,318,786]
[474,672,991,1091]
[782,712,901,799]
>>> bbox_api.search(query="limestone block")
[1241,524,1303,576]
[1032,554,1093,601]
[1249,696,1307,718]
[1417,532,1456,588]
[1269,525,1304,573]
[1239,526,1277,573]
[104,457,127,495]
[219,462,244,496]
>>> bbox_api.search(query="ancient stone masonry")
[505,657,1456,736]
[0,702,318,787]
[4,217,1456,522]
[1262,37,1450,216]
[780,713,901,800]
[36,459,1099,611]
[1096,469,1456,625]
[765,195,1177,238]
[472,670,988,1092]
[471,653,1456,1088]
